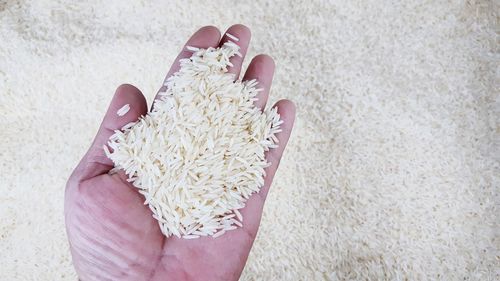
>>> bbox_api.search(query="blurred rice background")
[0,0,498,280]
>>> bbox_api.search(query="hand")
[65,24,295,281]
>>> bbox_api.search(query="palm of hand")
[65,25,295,281]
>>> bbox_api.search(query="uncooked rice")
[116,104,130,116]
[186,46,200,52]
[104,38,282,239]
[226,32,239,42]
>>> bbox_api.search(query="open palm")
[65,25,295,281]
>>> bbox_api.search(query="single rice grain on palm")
[104,37,282,239]
[116,104,130,116]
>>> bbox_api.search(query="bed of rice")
[0,1,497,280]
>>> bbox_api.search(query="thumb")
[74,84,148,181]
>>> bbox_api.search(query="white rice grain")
[186,46,200,52]
[212,230,226,238]
[234,209,243,222]
[226,32,239,42]
[116,104,130,116]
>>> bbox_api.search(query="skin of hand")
[65,24,296,281]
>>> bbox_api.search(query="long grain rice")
[104,36,282,239]
[116,104,130,116]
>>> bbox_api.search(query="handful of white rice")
[104,38,282,239]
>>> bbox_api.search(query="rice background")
[0,0,498,280]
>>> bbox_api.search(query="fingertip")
[273,100,296,134]
[78,84,148,180]
[244,55,276,110]
[113,84,148,117]
[193,25,221,42]
[115,83,144,102]
[104,84,148,133]
[116,83,140,93]
[221,24,252,78]
[246,55,276,82]
[272,99,295,148]
[227,24,251,38]
[252,54,275,69]
[275,99,296,119]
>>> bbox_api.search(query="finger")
[242,54,275,110]
[259,100,296,199]
[156,26,221,96]
[219,24,251,79]
[76,84,148,181]
[239,99,296,234]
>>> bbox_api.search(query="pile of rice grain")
[104,38,282,239]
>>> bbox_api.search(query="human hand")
[65,24,295,281]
